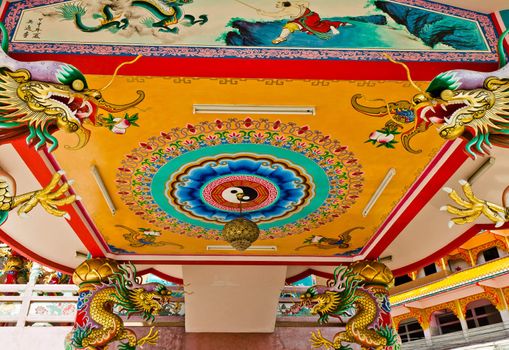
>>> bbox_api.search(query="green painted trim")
[500,10,509,28]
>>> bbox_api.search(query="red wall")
[113,326,339,349]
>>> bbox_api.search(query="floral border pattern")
[116,118,364,240]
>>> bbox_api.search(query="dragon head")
[412,75,507,157]
[299,266,360,324]
[300,286,342,324]
[0,68,144,151]
[130,283,172,320]
[363,41,509,157]
[112,264,173,322]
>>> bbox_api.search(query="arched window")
[435,309,462,334]
[397,318,424,343]
[394,275,412,286]
[465,299,502,329]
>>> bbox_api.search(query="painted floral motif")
[116,118,364,240]
[366,126,400,149]
[98,113,139,135]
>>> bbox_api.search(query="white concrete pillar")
[423,328,433,346]
[459,318,469,341]
[28,262,41,283]
[499,309,509,329]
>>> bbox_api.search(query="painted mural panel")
[3,0,499,61]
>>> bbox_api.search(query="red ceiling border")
[10,138,105,258]
[364,141,469,259]
[492,12,509,54]
[9,52,499,81]
[0,227,74,275]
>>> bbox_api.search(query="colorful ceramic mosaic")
[116,118,363,240]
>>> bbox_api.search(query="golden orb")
[349,260,394,288]
[73,258,120,287]
[222,217,260,251]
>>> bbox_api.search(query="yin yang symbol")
[221,186,259,203]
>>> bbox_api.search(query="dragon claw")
[443,181,508,227]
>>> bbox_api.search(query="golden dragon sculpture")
[70,259,176,350]
[301,261,400,350]
[0,23,144,152]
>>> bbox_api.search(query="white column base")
[423,328,433,346]
[459,318,469,341]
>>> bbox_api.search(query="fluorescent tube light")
[91,165,116,215]
[193,104,315,115]
[467,157,495,184]
[206,245,277,251]
[362,168,396,217]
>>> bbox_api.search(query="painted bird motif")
[296,226,364,251]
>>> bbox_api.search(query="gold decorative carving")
[407,300,459,329]
[471,239,508,264]
[392,313,414,329]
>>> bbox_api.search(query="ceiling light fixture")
[206,245,277,252]
[467,157,495,184]
[91,165,116,215]
[221,192,260,251]
[193,104,315,115]
[362,168,396,217]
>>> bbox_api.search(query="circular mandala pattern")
[117,118,364,239]
[166,155,313,224]
[203,174,278,211]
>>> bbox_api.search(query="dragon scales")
[301,261,400,350]
[69,258,176,350]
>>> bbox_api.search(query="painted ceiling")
[0,0,508,270]
[49,76,446,257]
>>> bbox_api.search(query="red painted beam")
[9,52,499,81]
